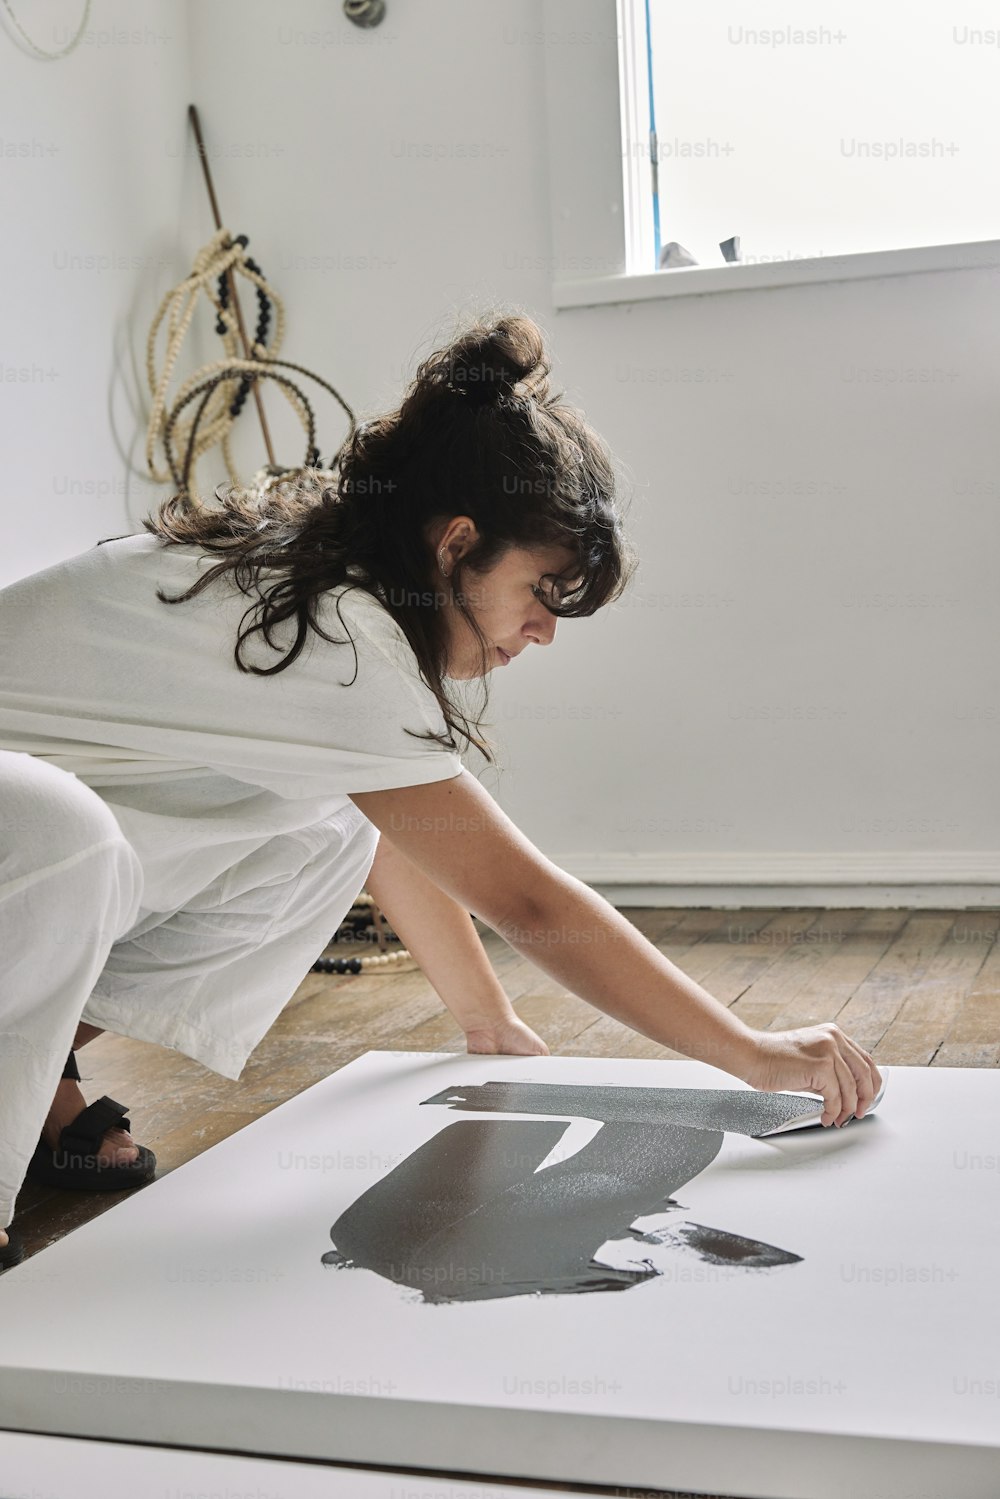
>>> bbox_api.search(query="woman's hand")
[743,1023,882,1127]
[351,778,883,1104]
[464,1015,550,1057]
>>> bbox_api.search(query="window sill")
[551,238,1000,310]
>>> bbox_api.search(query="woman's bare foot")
[41,1078,139,1167]
[0,1228,8,1249]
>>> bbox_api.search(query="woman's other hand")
[464,1015,550,1056]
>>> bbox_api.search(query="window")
[635,0,1000,274]
[542,0,1000,307]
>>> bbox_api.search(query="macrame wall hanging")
[151,105,415,977]
[147,105,360,503]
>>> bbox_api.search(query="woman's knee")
[1,752,126,866]
[0,754,142,929]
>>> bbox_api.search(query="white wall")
[510,269,1000,903]
[3,0,997,902]
[0,0,193,582]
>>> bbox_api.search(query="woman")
[0,313,880,1268]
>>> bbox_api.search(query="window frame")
[541,0,1000,309]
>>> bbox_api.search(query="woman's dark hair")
[129,310,637,764]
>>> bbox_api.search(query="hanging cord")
[0,0,91,59]
[162,356,357,491]
[146,228,356,496]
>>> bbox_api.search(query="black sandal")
[25,1050,156,1192]
[0,1224,24,1272]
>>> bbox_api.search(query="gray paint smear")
[419,1080,818,1136]
[322,1082,808,1302]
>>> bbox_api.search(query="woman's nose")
[526,610,558,647]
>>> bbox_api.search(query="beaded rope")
[146,229,282,489]
[146,229,355,497]
[310,892,417,976]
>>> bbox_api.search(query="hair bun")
[421,314,551,410]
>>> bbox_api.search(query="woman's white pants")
[0,751,380,1230]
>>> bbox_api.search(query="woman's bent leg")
[72,1021,104,1048]
[0,753,143,1228]
[83,800,379,1081]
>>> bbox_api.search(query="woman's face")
[433,519,580,681]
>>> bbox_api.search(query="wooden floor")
[15,902,1000,1254]
[10,903,1000,1496]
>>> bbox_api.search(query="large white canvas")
[0,1429,598,1499]
[0,1052,997,1499]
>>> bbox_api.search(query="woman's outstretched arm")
[350,770,881,1127]
[363,831,548,1055]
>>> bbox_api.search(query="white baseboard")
[548,850,1000,909]
[583,885,1000,908]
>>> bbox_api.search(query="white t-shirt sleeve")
[267,582,467,795]
[0,540,467,799]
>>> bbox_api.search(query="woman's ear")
[437,516,481,571]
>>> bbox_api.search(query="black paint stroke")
[322,1082,807,1303]
[637,1221,801,1269]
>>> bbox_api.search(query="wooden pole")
[187,102,277,470]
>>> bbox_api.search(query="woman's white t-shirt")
[0,533,465,917]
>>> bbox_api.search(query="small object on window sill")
[720,236,742,263]
[659,241,699,269]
